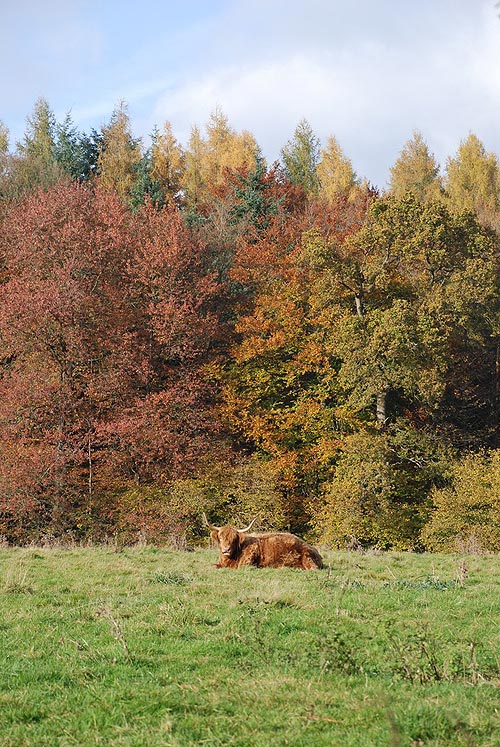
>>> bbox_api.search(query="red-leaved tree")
[0,182,219,541]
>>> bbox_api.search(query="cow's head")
[203,514,256,559]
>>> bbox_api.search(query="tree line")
[0,98,499,550]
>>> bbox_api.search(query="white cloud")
[147,0,500,186]
[2,0,499,187]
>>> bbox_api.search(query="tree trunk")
[496,342,500,437]
[376,391,387,425]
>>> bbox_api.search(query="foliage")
[97,101,143,203]
[312,426,453,549]
[1,97,500,548]
[389,130,442,201]
[316,135,359,202]
[150,121,185,206]
[0,183,220,542]
[281,118,320,195]
[445,133,500,230]
[421,450,500,551]
[181,109,259,210]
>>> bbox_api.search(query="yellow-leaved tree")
[421,451,500,552]
[150,121,185,206]
[316,135,359,202]
[444,133,500,230]
[388,130,442,202]
[97,101,142,202]
[182,108,259,209]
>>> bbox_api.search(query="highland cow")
[203,514,324,569]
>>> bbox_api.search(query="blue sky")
[1,0,500,187]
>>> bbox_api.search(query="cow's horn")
[238,517,257,533]
[202,512,219,531]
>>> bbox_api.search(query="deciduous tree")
[389,130,442,201]
[97,101,142,203]
[445,133,500,229]
[150,121,185,205]
[316,135,359,202]
[0,183,221,541]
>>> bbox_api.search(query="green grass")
[1,546,499,746]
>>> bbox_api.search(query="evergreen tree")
[54,113,83,180]
[389,130,442,201]
[129,147,164,211]
[281,118,320,195]
[11,97,63,194]
[78,128,104,181]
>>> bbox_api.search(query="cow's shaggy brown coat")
[207,521,323,570]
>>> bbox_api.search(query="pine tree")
[389,130,441,201]
[281,118,320,195]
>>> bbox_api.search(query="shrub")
[421,450,500,552]
[311,425,451,549]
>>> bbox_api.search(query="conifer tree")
[150,121,185,205]
[281,118,320,195]
[389,130,441,201]
[205,108,258,183]
[97,101,142,202]
[78,128,104,181]
[316,135,358,201]
[182,125,206,210]
[445,133,500,229]
[0,121,8,175]
[11,97,63,194]
[54,113,84,180]
[19,97,56,163]
[182,110,259,209]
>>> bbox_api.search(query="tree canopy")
[0,98,499,549]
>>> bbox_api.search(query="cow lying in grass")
[203,514,324,570]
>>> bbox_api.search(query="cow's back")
[251,532,323,569]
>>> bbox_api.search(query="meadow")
[0,545,499,747]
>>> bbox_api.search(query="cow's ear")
[237,531,245,547]
[210,529,219,543]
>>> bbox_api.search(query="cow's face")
[211,525,242,559]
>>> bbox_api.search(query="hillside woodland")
[0,100,499,550]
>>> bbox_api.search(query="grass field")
[0,545,499,747]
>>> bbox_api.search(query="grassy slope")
[0,546,499,747]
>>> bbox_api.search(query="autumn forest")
[0,98,499,550]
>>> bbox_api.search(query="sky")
[1,0,500,188]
